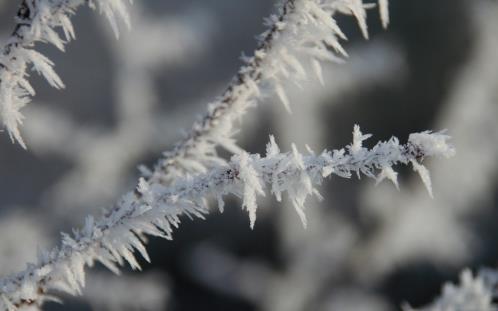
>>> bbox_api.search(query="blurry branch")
[0,212,50,276]
[404,269,498,311]
[356,0,498,282]
[0,0,131,147]
[21,3,215,221]
[0,126,453,310]
[83,272,169,311]
[379,2,498,310]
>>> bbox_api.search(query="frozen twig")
[0,0,131,147]
[145,0,390,186]
[0,126,454,310]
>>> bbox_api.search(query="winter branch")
[0,127,454,310]
[140,0,390,186]
[0,0,131,148]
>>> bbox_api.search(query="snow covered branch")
[0,126,454,310]
[144,0,390,186]
[0,0,131,148]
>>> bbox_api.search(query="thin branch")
[0,0,131,148]
[144,0,389,186]
[0,126,454,310]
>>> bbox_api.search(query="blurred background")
[0,0,497,310]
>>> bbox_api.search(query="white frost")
[0,0,132,147]
[0,126,452,310]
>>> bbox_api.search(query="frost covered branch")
[0,127,453,310]
[0,0,131,147]
[144,0,390,186]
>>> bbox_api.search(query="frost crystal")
[408,131,456,159]
[376,165,399,190]
[0,0,132,147]
[407,130,456,198]
[411,160,434,198]
[145,0,392,187]
[238,153,266,229]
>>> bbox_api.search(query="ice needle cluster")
[0,127,454,310]
[143,0,390,185]
[0,0,132,148]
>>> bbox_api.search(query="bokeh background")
[0,0,497,310]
